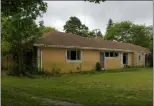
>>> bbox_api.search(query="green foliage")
[104,21,152,49]
[2,0,47,17]
[106,18,113,35]
[51,64,61,75]
[1,0,47,76]
[64,16,89,37]
[97,31,103,36]
[84,0,106,3]
[95,62,102,71]
[64,16,103,38]
[39,22,57,34]
[40,26,56,34]
[88,30,96,37]
[88,30,103,38]
[1,40,12,56]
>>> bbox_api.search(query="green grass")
[2,68,153,106]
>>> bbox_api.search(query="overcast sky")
[36,1,153,35]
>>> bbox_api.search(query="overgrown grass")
[2,68,152,106]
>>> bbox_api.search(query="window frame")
[66,49,82,62]
[105,51,119,58]
[105,52,110,57]
[110,52,114,57]
[114,52,119,57]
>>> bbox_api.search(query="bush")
[95,62,102,71]
[51,64,61,75]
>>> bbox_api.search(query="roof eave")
[34,44,142,52]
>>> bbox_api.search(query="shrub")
[51,64,61,75]
[95,62,102,71]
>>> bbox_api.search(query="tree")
[78,24,89,37]
[40,26,56,34]
[97,31,103,37]
[2,0,47,17]
[84,0,105,3]
[88,30,96,37]
[63,16,89,37]
[1,0,47,75]
[104,21,152,49]
[145,25,153,52]
[106,18,113,35]
[38,20,57,34]
[88,29,103,38]
[2,14,43,75]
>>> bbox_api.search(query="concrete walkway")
[31,96,85,106]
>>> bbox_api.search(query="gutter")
[33,44,146,53]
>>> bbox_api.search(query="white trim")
[37,48,40,68]
[104,51,120,58]
[40,49,42,69]
[128,54,130,65]
[67,60,82,63]
[37,48,42,69]
[34,44,142,53]
[120,52,124,68]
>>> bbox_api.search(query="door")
[100,52,105,68]
[123,53,128,65]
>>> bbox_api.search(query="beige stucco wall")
[133,52,145,67]
[104,52,133,69]
[40,47,99,73]
[104,57,121,69]
[128,53,133,66]
[39,47,145,73]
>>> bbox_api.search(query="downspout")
[37,47,40,69]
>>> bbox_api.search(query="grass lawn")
[2,68,153,106]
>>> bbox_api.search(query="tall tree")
[78,24,89,37]
[1,0,47,75]
[2,0,47,17]
[97,31,103,37]
[63,16,89,37]
[104,21,152,49]
[84,0,105,3]
[106,18,113,35]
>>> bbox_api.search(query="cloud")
[37,1,152,35]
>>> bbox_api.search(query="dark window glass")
[114,52,119,57]
[67,50,81,60]
[105,52,109,57]
[110,52,114,57]
[70,51,76,60]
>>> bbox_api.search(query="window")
[105,52,109,57]
[114,52,119,57]
[67,50,81,61]
[110,52,114,57]
[105,52,119,57]
[139,55,141,61]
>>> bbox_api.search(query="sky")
[36,1,153,35]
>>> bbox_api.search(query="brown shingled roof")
[34,32,149,52]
